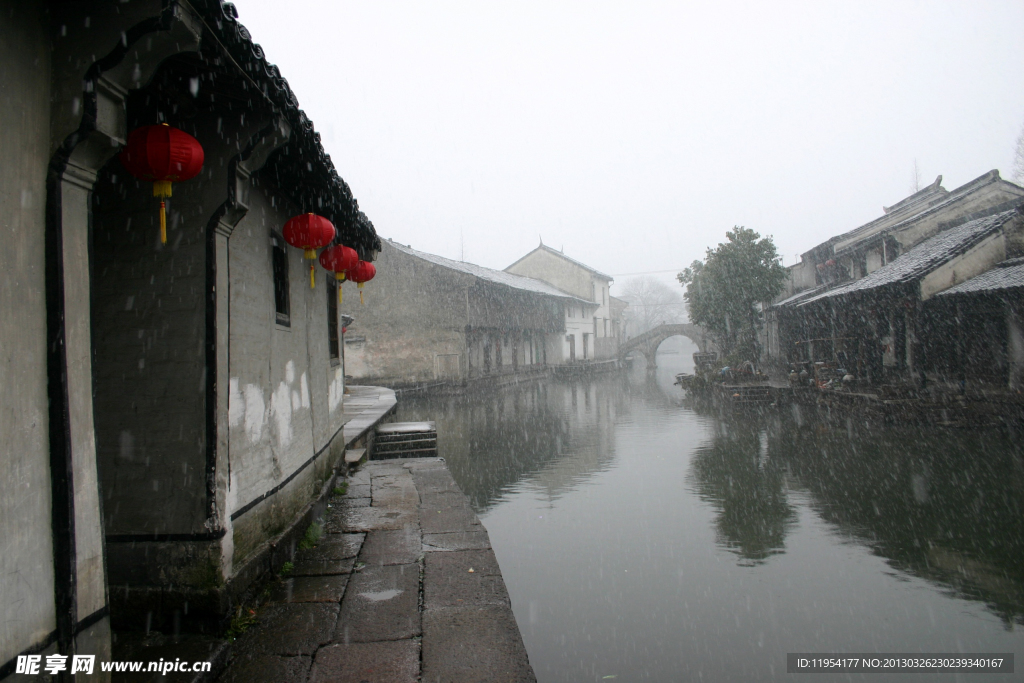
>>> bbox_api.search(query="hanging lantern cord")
[305,248,317,288]
[153,180,172,244]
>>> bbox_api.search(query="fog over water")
[397,347,1024,682]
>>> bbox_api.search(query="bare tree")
[617,276,687,338]
[910,158,921,193]
[1013,123,1024,184]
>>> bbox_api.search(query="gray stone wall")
[345,241,572,385]
[224,179,349,566]
[0,1,57,664]
[344,241,474,384]
[91,166,210,539]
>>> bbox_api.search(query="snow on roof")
[936,257,1024,297]
[800,210,1017,305]
[385,240,593,303]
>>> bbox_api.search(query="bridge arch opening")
[619,324,711,370]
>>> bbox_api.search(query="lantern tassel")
[310,262,315,289]
[153,180,172,244]
[358,281,365,305]
[159,201,167,244]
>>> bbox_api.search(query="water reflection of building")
[687,419,797,565]
[770,407,1024,626]
[684,399,1024,624]
[398,377,627,511]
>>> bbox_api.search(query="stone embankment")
[217,458,536,683]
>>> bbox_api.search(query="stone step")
[374,447,439,460]
[375,438,437,452]
[373,422,438,459]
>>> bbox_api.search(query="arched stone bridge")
[619,324,713,368]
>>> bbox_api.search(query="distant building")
[344,239,594,387]
[505,244,623,361]
[780,170,1024,300]
[766,170,1024,389]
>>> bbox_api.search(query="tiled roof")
[202,1,381,255]
[773,286,826,309]
[832,170,1020,256]
[936,257,1024,296]
[800,210,1016,305]
[386,240,593,303]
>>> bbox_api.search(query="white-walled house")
[505,244,622,361]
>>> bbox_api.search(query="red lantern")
[346,260,376,305]
[318,244,358,303]
[119,123,204,244]
[283,213,336,288]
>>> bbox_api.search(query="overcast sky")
[233,1,1024,294]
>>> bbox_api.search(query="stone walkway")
[217,458,536,683]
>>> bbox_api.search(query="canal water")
[395,344,1024,682]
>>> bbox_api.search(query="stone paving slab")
[359,529,422,566]
[233,603,339,656]
[329,506,418,532]
[371,476,420,510]
[216,457,534,682]
[420,504,482,534]
[422,606,536,683]
[422,530,493,552]
[218,654,311,683]
[308,640,420,683]
[347,469,371,486]
[290,554,356,578]
[420,490,472,509]
[293,532,363,563]
[344,484,371,498]
[270,575,350,603]
[336,564,421,643]
[410,468,464,494]
[423,549,510,609]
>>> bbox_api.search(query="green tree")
[677,226,787,361]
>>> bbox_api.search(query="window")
[327,280,340,361]
[272,234,290,326]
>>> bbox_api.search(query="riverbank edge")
[696,378,1024,426]
[212,457,537,682]
[385,359,625,397]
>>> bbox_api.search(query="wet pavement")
[217,458,535,683]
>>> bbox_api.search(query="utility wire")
[610,268,684,276]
